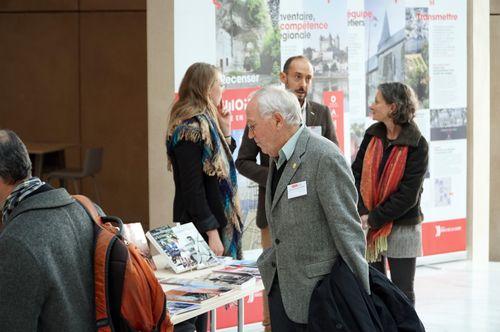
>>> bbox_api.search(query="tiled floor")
[221,260,500,331]
[415,260,500,331]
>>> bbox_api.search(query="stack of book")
[161,278,232,316]
[214,265,261,279]
[147,224,262,316]
[166,301,201,316]
[161,268,258,316]
[219,258,258,268]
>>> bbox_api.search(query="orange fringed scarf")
[360,136,408,262]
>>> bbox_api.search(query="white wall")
[147,0,175,229]
[468,0,490,263]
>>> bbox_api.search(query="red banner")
[422,219,466,256]
[323,91,345,151]
[216,291,264,329]
[223,87,260,130]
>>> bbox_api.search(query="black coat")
[168,137,236,239]
[308,257,425,332]
[351,121,429,229]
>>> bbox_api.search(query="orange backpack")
[74,195,173,332]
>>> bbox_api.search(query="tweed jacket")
[257,128,369,324]
[235,100,338,229]
[0,187,95,331]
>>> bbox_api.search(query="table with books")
[148,223,264,332]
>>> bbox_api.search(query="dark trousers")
[371,256,417,305]
[268,275,308,332]
[173,312,207,332]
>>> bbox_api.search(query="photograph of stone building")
[405,7,429,108]
[304,32,349,103]
[365,2,429,114]
[301,0,349,104]
[216,0,280,88]
[366,10,405,115]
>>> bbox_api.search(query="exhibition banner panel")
[174,0,468,260]
[422,218,467,256]
[323,90,345,151]
[216,292,264,328]
[223,87,260,130]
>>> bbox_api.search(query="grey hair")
[251,85,302,126]
[378,82,418,125]
[0,130,32,184]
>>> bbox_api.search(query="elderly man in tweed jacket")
[245,86,369,331]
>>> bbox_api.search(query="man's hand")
[360,214,369,230]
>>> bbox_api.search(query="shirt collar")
[276,124,305,169]
[301,98,307,122]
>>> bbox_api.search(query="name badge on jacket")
[308,126,321,136]
[287,181,307,199]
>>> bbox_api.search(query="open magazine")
[146,223,219,273]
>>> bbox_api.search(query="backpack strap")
[73,194,115,332]
[73,194,102,225]
[94,228,119,332]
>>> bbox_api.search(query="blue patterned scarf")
[2,177,45,223]
[167,114,242,259]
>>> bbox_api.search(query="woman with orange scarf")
[352,82,428,306]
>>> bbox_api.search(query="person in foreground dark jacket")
[0,130,94,332]
[308,257,425,332]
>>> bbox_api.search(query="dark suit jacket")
[235,100,338,229]
[168,137,236,240]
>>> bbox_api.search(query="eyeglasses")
[247,123,257,133]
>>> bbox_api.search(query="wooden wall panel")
[490,17,500,261]
[0,13,80,167]
[0,0,77,12]
[80,12,148,225]
[80,0,145,11]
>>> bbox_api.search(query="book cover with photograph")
[146,223,219,273]
[122,222,157,270]
[197,271,256,290]
[221,258,258,268]
[166,301,201,316]
[160,277,232,293]
[214,265,261,278]
[165,288,219,304]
